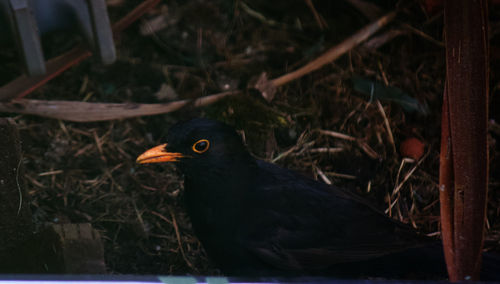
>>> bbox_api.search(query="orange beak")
[136,144,184,164]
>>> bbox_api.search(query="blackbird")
[136,118,497,279]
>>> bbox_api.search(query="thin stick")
[304,0,328,30]
[314,165,332,185]
[167,206,196,270]
[271,11,396,87]
[375,100,396,153]
[112,0,161,33]
[38,170,64,176]
[271,129,311,163]
[132,200,146,236]
[318,129,356,141]
[319,129,379,159]
[402,23,444,47]
[150,211,173,225]
[326,171,357,180]
[393,156,425,196]
[385,152,429,214]
[356,140,379,159]
[271,146,300,163]
[308,147,344,154]
[16,155,23,215]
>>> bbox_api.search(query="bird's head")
[136,118,254,176]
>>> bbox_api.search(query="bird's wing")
[244,161,432,271]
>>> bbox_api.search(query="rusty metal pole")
[440,0,489,281]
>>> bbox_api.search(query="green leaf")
[351,76,429,115]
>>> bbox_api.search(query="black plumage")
[136,118,496,279]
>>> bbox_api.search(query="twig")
[356,140,379,159]
[16,154,23,215]
[271,146,300,163]
[255,10,397,101]
[427,231,441,237]
[314,165,332,185]
[375,100,396,153]
[318,129,356,141]
[326,171,357,180]
[25,173,46,188]
[271,129,311,162]
[167,206,196,270]
[150,211,173,225]
[402,23,444,47]
[319,129,379,159]
[377,61,389,86]
[93,130,105,161]
[343,0,384,21]
[38,170,64,176]
[308,147,344,154]
[111,0,162,34]
[132,200,146,236]
[385,152,429,214]
[240,2,278,26]
[304,0,328,30]
[272,11,395,84]
[363,29,406,50]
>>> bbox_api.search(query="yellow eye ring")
[192,139,210,154]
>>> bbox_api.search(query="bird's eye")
[192,139,210,154]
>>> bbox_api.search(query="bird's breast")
[184,176,249,232]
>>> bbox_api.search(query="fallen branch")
[255,10,396,102]
[0,91,238,122]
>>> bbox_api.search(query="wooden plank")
[33,223,106,273]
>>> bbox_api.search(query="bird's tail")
[481,251,500,281]
[351,243,500,281]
